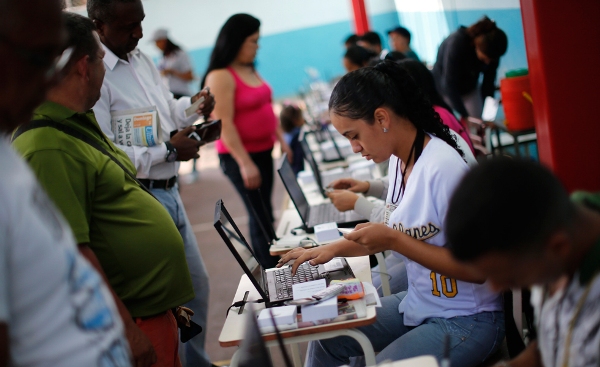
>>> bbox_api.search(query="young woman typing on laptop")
[278,60,504,367]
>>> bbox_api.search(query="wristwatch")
[165,141,178,162]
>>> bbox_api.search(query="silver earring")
[383,128,388,133]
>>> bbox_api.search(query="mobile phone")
[189,120,222,143]
[180,320,203,343]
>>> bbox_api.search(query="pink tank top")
[215,67,277,154]
[433,105,475,154]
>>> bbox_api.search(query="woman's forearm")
[392,232,486,283]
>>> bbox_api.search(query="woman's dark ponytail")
[329,60,463,158]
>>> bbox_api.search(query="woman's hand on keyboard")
[277,246,336,276]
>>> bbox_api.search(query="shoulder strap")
[12,119,159,201]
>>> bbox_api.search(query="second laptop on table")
[278,153,367,233]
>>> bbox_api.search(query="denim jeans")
[152,184,211,367]
[371,255,408,297]
[219,149,280,269]
[306,292,505,367]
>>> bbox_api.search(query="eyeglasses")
[0,33,74,80]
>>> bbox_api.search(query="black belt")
[138,176,177,190]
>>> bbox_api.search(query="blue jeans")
[152,184,211,367]
[306,292,505,367]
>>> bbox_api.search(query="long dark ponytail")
[329,60,463,158]
[201,13,260,88]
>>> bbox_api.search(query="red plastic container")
[500,75,535,131]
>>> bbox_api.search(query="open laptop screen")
[278,154,310,225]
[213,199,268,302]
[300,138,326,196]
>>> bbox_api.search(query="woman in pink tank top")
[203,14,291,268]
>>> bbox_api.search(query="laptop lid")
[300,138,327,198]
[246,190,279,243]
[324,127,344,160]
[278,153,311,227]
[213,199,270,304]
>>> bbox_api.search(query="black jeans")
[219,149,279,268]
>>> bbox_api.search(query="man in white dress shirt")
[87,0,214,366]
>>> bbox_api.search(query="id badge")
[384,202,398,226]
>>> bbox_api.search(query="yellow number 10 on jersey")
[430,271,458,298]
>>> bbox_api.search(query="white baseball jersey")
[386,136,502,326]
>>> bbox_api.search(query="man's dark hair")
[344,45,375,68]
[63,11,98,74]
[446,158,576,262]
[344,34,359,47]
[359,31,381,47]
[87,0,136,23]
[388,26,411,44]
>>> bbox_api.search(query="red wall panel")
[520,0,600,191]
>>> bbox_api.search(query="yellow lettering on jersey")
[430,272,458,298]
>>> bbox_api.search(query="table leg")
[290,343,302,367]
[229,348,242,367]
[375,252,391,297]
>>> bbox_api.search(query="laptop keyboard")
[273,262,319,300]
[321,171,348,187]
[309,203,349,226]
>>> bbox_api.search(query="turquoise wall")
[186,8,527,99]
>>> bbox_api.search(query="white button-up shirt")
[93,45,198,179]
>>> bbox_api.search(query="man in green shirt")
[445,158,600,367]
[12,13,196,367]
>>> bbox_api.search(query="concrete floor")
[178,143,294,364]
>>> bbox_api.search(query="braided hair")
[329,59,463,158]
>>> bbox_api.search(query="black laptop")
[300,138,350,198]
[278,154,367,233]
[213,199,355,307]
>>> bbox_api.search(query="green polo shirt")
[13,101,194,317]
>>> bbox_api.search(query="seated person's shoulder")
[13,126,72,154]
[421,138,468,184]
[427,137,467,167]
[13,126,98,166]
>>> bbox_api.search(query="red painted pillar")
[520,0,600,192]
[351,0,370,35]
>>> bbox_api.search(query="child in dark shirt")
[280,104,305,176]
